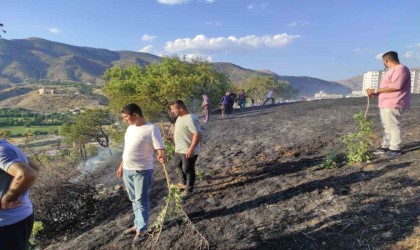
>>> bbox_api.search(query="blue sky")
[1,0,420,81]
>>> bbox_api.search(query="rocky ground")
[43,95,420,250]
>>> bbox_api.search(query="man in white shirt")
[117,103,166,246]
[263,89,275,105]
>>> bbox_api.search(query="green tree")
[103,56,230,119]
[60,109,114,160]
[244,75,298,102]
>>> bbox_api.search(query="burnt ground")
[45,95,420,250]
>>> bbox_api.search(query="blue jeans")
[123,169,153,233]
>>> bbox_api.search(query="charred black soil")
[44,96,420,250]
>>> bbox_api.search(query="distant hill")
[336,75,364,91]
[213,62,351,96]
[0,37,351,102]
[0,37,161,85]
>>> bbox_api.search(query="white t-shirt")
[122,123,165,171]
[267,91,273,98]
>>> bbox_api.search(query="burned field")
[44,96,420,250]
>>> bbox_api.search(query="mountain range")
[0,37,352,103]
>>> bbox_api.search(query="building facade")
[362,69,420,95]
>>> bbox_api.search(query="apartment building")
[362,69,420,95]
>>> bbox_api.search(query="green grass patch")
[3,126,60,137]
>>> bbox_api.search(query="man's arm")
[1,162,38,210]
[366,87,400,97]
[185,132,201,159]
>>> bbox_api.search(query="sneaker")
[132,233,142,246]
[384,150,401,157]
[373,147,389,155]
[123,226,136,236]
[180,190,192,200]
[176,182,186,190]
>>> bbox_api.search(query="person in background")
[228,92,237,114]
[0,139,39,250]
[366,51,411,157]
[263,89,275,105]
[169,100,201,199]
[201,94,211,122]
[117,103,166,246]
[220,92,231,117]
[238,89,247,112]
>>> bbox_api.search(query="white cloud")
[139,45,153,53]
[205,0,215,3]
[286,21,309,28]
[48,28,61,34]
[403,51,420,59]
[204,21,223,26]
[247,3,267,10]
[156,0,190,5]
[353,48,372,54]
[164,33,300,55]
[141,34,157,42]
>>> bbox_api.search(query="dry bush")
[29,150,101,245]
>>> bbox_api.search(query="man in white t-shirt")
[117,103,166,246]
[263,89,275,105]
[169,100,201,199]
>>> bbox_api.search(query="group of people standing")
[118,100,201,246]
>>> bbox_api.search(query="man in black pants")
[169,100,201,199]
[0,139,39,250]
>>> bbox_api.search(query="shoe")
[373,147,389,155]
[132,233,142,246]
[176,182,186,190]
[123,226,136,236]
[384,150,401,157]
[180,190,192,200]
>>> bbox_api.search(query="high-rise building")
[362,69,420,95]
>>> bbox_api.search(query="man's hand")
[157,154,167,164]
[186,148,194,159]
[157,149,167,164]
[0,195,23,210]
[117,166,123,179]
[366,88,378,97]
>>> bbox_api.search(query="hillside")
[0,37,161,85]
[0,38,351,99]
[213,62,351,97]
[41,95,420,250]
[0,89,108,112]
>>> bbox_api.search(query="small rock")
[114,184,123,191]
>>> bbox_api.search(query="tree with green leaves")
[60,109,113,161]
[103,56,230,119]
[244,75,298,102]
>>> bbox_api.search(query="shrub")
[341,112,374,164]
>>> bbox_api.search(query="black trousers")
[0,213,34,250]
[172,153,198,192]
[263,98,274,105]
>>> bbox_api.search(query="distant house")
[39,87,55,95]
